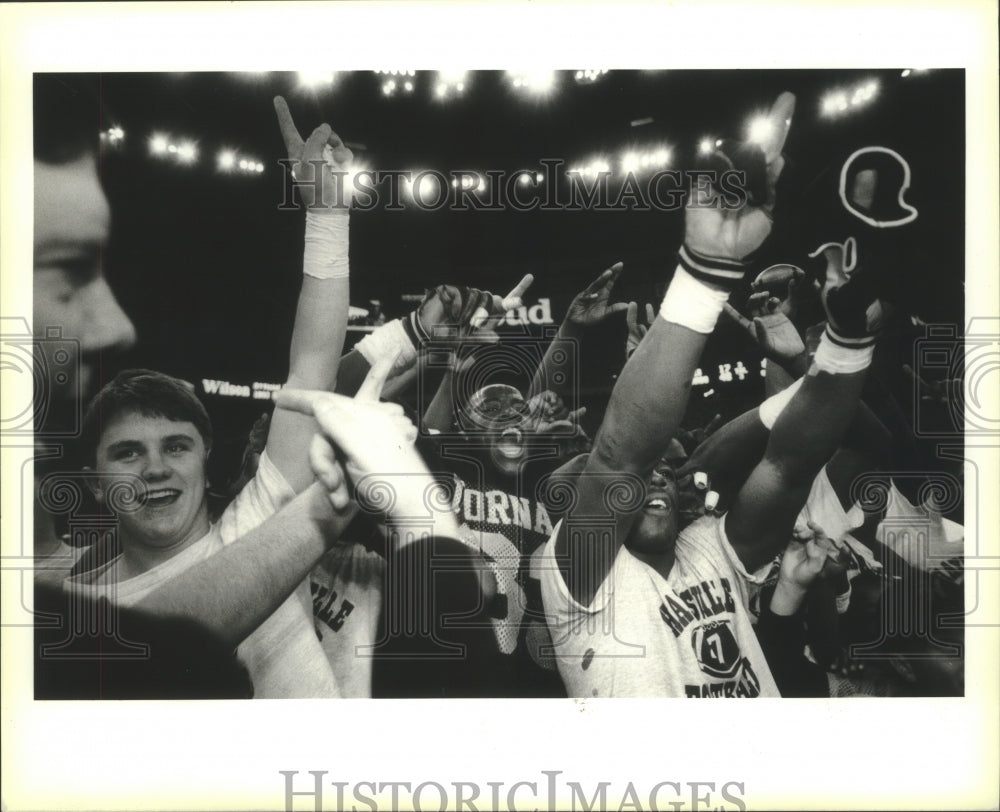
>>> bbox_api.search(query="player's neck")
[629,547,676,580]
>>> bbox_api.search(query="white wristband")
[303,211,350,279]
[659,266,730,334]
[812,328,874,375]
[354,318,418,374]
[758,377,804,429]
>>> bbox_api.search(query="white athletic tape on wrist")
[354,318,417,373]
[758,377,804,430]
[812,326,874,374]
[303,211,350,279]
[659,266,731,334]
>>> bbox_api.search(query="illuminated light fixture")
[297,70,338,90]
[403,81,414,93]
[574,68,609,84]
[176,141,198,164]
[570,159,611,179]
[506,70,557,96]
[535,172,543,183]
[434,70,469,100]
[621,152,640,173]
[105,125,125,143]
[407,172,442,203]
[747,116,774,144]
[900,69,912,78]
[150,134,169,155]
[382,79,397,97]
[167,144,178,154]
[698,138,714,155]
[820,79,880,118]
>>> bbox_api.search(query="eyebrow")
[162,434,196,446]
[104,434,197,455]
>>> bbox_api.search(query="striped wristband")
[812,325,875,374]
[677,244,749,291]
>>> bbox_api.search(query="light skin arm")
[265,97,353,492]
[135,483,353,649]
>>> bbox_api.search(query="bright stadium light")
[434,70,469,100]
[150,134,169,155]
[507,70,558,96]
[621,152,640,173]
[297,70,338,90]
[747,116,774,144]
[821,79,879,118]
[698,138,714,155]
[176,141,198,164]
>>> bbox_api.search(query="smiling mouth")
[142,489,181,508]
[644,493,673,513]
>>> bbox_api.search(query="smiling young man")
[62,97,356,698]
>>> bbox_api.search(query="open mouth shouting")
[643,489,674,514]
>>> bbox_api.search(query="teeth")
[647,499,667,509]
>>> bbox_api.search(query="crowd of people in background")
[31,75,965,700]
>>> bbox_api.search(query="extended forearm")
[593,317,707,475]
[528,321,581,401]
[136,484,353,649]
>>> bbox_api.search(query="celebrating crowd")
[31,75,965,700]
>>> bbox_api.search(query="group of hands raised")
[272,89,885,552]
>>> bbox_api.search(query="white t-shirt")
[540,514,780,698]
[747,465,883,618]
[309,541,385,698]
[66,452,338,699]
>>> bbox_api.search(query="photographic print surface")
[3,3,997,811]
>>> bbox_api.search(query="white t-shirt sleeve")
[677,515,769,612]
[538,520,615,620]
[216,451,296,546]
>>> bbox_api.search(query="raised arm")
[527,262,628,400]
[135,360,397,648]
[555,92,796,606]
[264,96,353,492]
[726,239,886,571]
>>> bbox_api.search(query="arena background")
[59,69,964,490]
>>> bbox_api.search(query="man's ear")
[82,466,103,503]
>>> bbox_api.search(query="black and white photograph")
[2,2,997,810]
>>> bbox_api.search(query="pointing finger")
[356,353,398,402]
[505,273,535,303]
[273,96,305,157]
[722,302,753,332]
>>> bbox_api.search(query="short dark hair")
[33,73,104,165]
[81,369,213,464]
